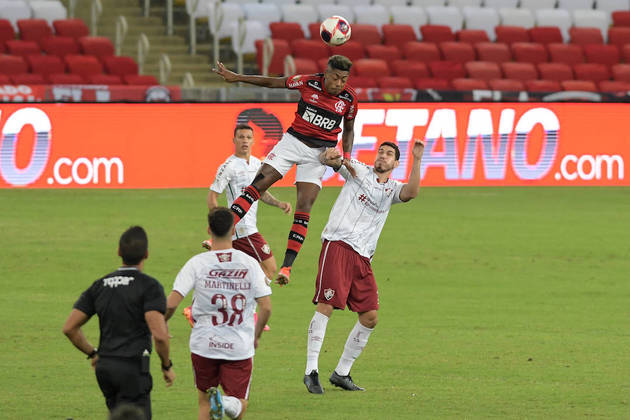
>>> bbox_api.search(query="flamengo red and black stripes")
[287,212,310,253]
[230,185,261,224]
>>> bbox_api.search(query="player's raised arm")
[212,61,288,88]
[399,139,425,202]
[341,112,357,178]
[319,147,342,170]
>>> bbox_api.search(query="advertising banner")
[0,103,627,188]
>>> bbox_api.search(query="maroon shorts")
[312,240,379,313]
[233,232,273,263]
[190,353,253,399]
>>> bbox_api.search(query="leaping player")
[212,55,358,285]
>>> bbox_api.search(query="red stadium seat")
[525,79,561,92]
[377,76,413,89]
[6,40,40,57]
[420,25,455,43]
[403,42,440,62]
[607,27,630,49]
[65,54,103,78]
[329,41,365,62]
[26,54,64,79]
[308,23,320,40]
[349,24,382,46]
[366,44,402,63]
[451,78,488,90]
[79,36,115,62]
[354,58,390,77]
[293,58,319,74]
[103,56,138,77]
[561,80,597,91]
[49,73,85,84]
[465,61,502,80]
[0,43,5,54]
[270,22,304,42]
[495,26,530,45]
[429,61,466,80]
[10,73,45,85]
[390,60,430,79]
[42,36,79,57]
[124,74,159,85]
[583,44,620,66]
[511,42,548,64]
[488,79,525,91]
[501,62,538,81]
[612,63,630,81]
[548,43,584,65]
[317,58,328,72]
[612,11,630,27]
[17,19,52,47]
[456,29,489,44]
[439,42,475,64]
[475,42,511,63]
[570,27,604,45]
[537,62,573,81]
[414,78,451,90]
[622,44,630,62]
[255,39,291,75]
[290,39,329,61]
[0,55,28,75]
[348,75,377,88]
[382,24,417,50]
[53,19,89,39]
[573,63,611,82]
[0,74,9,84]
[598,80,630,92]
[528,27,563,45]
[88,74,124,85]
[0,19,15,45]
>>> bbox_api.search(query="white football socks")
[335,321,373,376]
[305,311,329,374]
[222,395,242,419]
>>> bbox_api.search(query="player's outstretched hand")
[343,158,357,178]
[319,147,342,167]
[279,201,292,214]
[412,139,426,159]
[211,61,239,83]
[163,368,175,387]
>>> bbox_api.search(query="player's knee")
[360,311,378,329]
[296,194,317,211]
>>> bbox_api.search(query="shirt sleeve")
[344,95,358,121]
[338,158,369,180]
[285,74,307,90]
[143,280,167,314]
[73,282,97,317]
[251,261,272,298]
[392,181,405,205]
[209,161,231,193]
[172,258,197,298]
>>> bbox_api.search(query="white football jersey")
[173,249,272,360]
[321,159,404,259]
[210,155,261,239]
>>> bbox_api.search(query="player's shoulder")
[287,73,320,89]
[250,155,262,166]
[338,85,357,103]
[232,249,259,265]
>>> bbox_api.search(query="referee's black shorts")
[95,357,153,419]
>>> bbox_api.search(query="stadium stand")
[489,78,525,91]
[426,6,464,33]
[52,18,88,39]
[17,19,51,47]
[279,4,313,38]
[421,25,455,43]
[457,29,490,44]
[390,6,426,39]
[570,27,605,45]
[465,61,503,80]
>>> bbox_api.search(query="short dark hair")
[208,207,234,238]
[379,141,400,161]
[119,226,148,266]
[233,124,253,137]
[327,55,352,72]
[109,403,146,420]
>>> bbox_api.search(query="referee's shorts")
[95,356,153,419]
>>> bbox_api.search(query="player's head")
[118,226,148,265]
[233,124,254,158]
[374,141,400,174]
[207,207,234,240]
[324,55,352,96]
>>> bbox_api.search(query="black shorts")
[95,357,153,419]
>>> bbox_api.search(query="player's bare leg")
[276,182,321,286]
[230,163,282,225]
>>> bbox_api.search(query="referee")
[62,226,176,419]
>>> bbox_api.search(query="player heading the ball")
[212,55,358,286]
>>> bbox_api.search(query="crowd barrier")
[0,102,626,188]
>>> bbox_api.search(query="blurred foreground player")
[62,226,175,419]
[212,55,358,285]
[166,208,272,420]
[303,140,425,393]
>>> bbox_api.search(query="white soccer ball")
[319,16,352,47]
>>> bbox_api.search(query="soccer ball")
[319,16,351,46]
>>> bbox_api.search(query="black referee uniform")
[73,267,166,419]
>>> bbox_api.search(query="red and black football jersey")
[285,73,358,147]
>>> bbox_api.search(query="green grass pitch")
[1,187,629,419]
